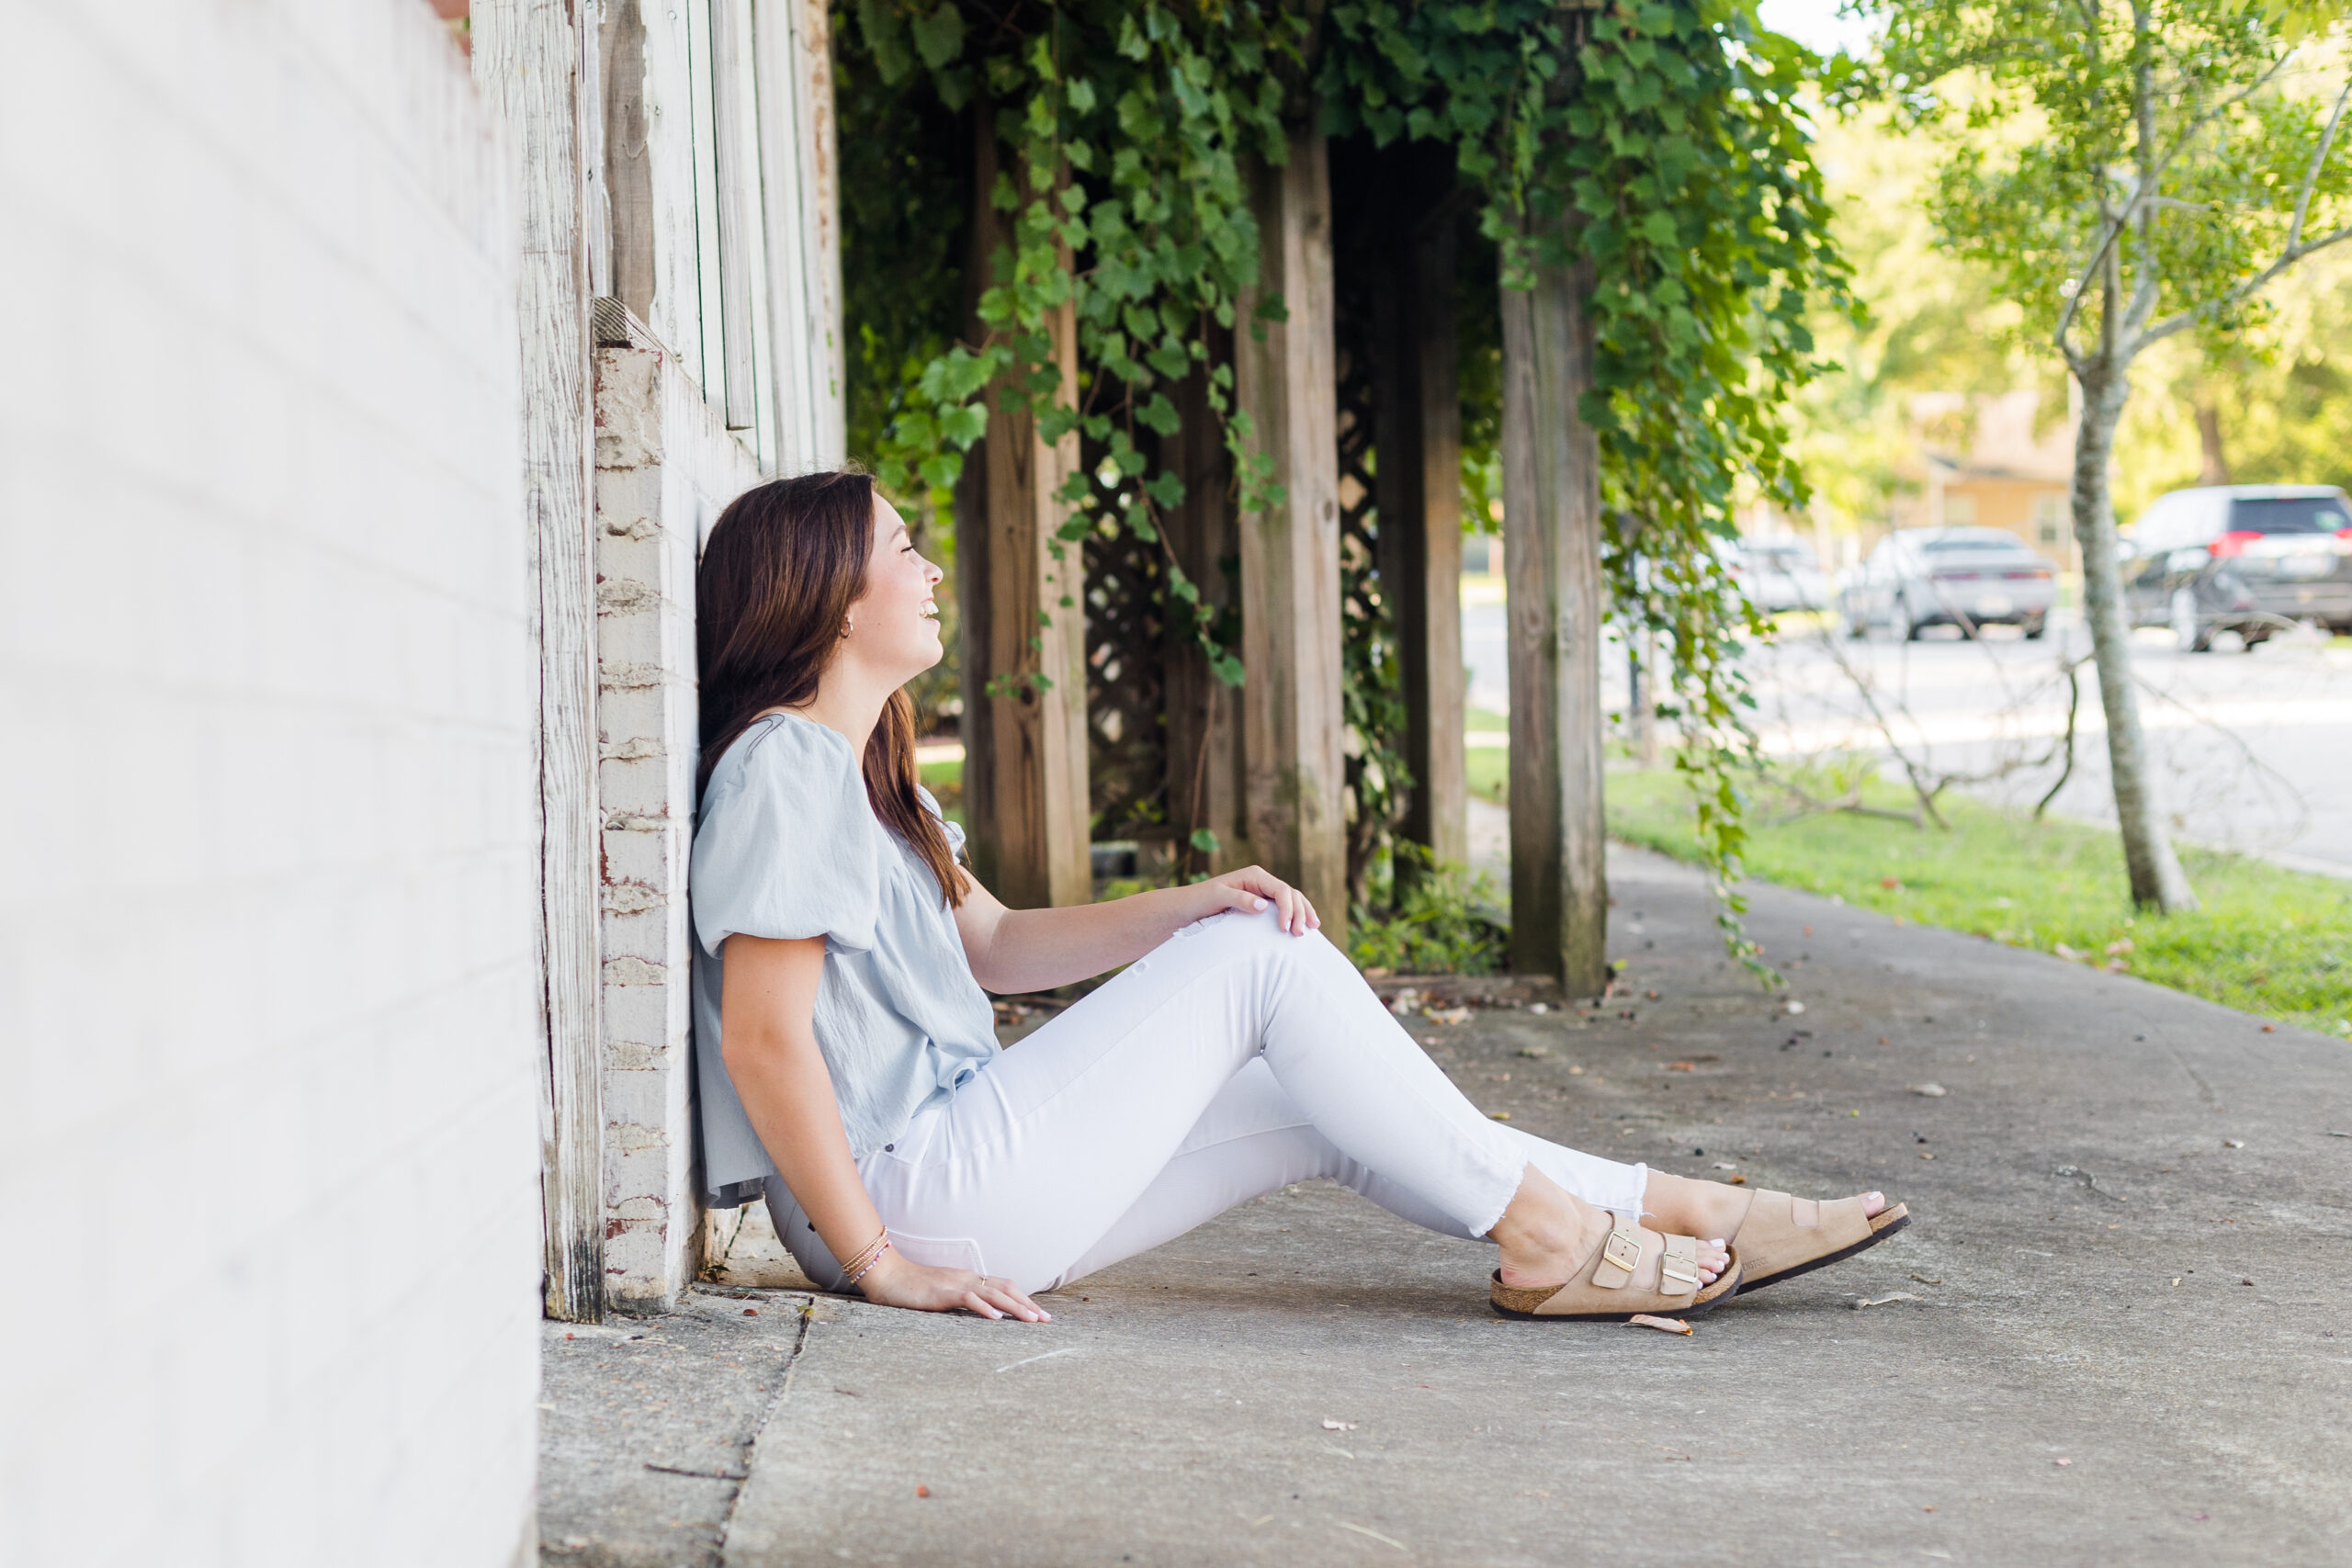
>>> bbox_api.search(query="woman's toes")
[1860,1191,1886,1219]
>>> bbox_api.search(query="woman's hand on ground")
[854,1252,1051,1322]
[1194,866,1319,936]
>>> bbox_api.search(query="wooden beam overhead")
[1500,251,1609,995]
[1234,125,1348,944]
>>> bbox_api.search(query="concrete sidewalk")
[539,846,2352,1566]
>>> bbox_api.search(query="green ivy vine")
[845,0,1850,973]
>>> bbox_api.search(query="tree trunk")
[2194,398,2231,486]
[2072,365,2198,912]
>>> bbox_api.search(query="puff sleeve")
[691,717,884,959]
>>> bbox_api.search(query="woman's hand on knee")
[1195,865,1320,937]
[854,1252,1051,1322]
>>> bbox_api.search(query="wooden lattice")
[1083,500,1170,840]
[1332,265,1408,906]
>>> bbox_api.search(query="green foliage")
[1608,765,2352,1036]
[1348,846,1512,976]
[851,0,1301,694]
[1324,0,1854,974]
[1871,0,2352,375]
[845,2,1856,969]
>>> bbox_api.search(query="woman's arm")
[952,866,1319,996]
[719,932,1047,1320]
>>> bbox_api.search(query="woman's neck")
[775,668,889,758]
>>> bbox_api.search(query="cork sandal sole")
[1736,1202,1910,1295]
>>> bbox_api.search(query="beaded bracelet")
[841,1229,893,1291]
[843,1238,892,1291]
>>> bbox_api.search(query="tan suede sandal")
[1489,1213,1743,1321]
[1729,1190,1910,1294]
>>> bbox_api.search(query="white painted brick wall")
[593,318,763,1310]
[0,4,538,1565]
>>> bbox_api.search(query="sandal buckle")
[1659,1255,1701,1291]
[1601,1226,1643,1276]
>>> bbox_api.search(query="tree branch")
[2287,74,2352,256]
[2052,50,2302,360]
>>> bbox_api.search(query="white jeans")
[768,907,1648,1295]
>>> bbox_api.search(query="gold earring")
[842,616,854,637]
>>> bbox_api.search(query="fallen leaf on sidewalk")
[1321,1419,1359,1431]
[2223,1138,2245,1149]
[1909,1274,1943,1285]
[1852,1292,1924,1309]
[915,1485,931,1498]
[1729,1174,1747,1183]
[1666,1062,1696,1072]
[1425,1006,1472,1025]
[1629,1314,1692,1335]
[1517,1045,1551,1058]
[1910,1083,1948,1097]
[1488,1111,1511,1122]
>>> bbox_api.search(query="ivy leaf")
[1136,392,1182,435]
[910,4,966,71]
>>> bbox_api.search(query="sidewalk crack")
[716,1292,819,1561]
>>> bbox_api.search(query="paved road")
[1463,586,2352,875]
[539,847,2352,1565]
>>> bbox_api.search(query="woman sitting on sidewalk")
[691,470,1907,1325]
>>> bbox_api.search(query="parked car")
[1732,537,1833,615]
[1838,527,2058,640]
[2120,485,2352,651]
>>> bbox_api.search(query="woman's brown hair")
[695,469,965,907]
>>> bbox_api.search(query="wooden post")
[474,0,605,1321]
[957,127,1091,909]
[1501,251,1608,995]
[1373,184,1467,880]
[752,0,846,471]
[1161,354,1248,875]
[707,0,759,431]
[1234,126,1347,945]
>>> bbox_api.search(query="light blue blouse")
[689,712,997,1205]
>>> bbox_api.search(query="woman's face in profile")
[842,494,944,682]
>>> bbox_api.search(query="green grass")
[1466,706,1510,733]
[1467,745,1510,803]
[1605,766,2352,1037]
[920,758,965,828]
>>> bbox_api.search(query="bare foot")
[1642,1171,1889,1243]
[1489,1166,1730,1290]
